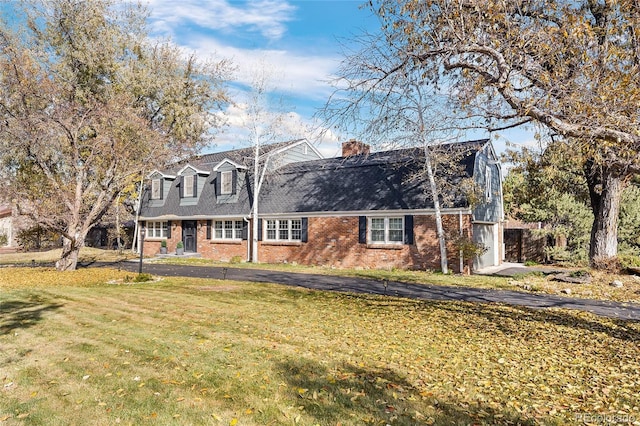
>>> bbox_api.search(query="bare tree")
[239,62,292,263]
[324,34,474,273]
[0,0,230,270]
[369,0,640,267]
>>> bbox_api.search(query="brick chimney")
[341,139,370,157]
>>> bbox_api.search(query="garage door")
[473,223,498,270]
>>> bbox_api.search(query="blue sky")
[144,0,538,158]
[146,0,390,157]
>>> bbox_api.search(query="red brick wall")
[142,215,474,272]
[142,220,183,255]
[196,219,248,262]
[258,215,473,272]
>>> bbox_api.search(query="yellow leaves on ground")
[0,267,135,288]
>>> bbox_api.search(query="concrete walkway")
[102,261,640,321]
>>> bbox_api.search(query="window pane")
[161,222,168,238]
[184,175,194,197]
[291,220,301,241]
[224,220,233,239]
[151,179,161,199]
[371,218,385,230]
[371,230,385,242]
[388,218,403,230]
[233,221,243,239]
[214,221,223,239]
[221,171,232,194]
[266,220,276,240]
[389,230,403,242]
[279,220,289,240]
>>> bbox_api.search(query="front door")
[182,220,197,253]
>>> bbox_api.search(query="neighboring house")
[0,205,14,248]
[138,138,504,272]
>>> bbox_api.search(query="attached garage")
[473,223,500,270]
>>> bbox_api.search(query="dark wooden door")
[504,228,523,263]
[182,220,197,252]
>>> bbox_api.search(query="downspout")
[244,216,251,262]
[459,210,464,274]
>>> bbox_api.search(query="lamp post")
[138,227,145,274]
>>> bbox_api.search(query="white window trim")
[151,179,161,200]
[220,170,233,195]
[368,217,404,245]
[146,221,168,239]
[213,219,243,240]
[485,165,492,201]
[184,175,195,198]
[264,219,302,242]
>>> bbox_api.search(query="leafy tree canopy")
[0,0,230,270]
[371,0,640,265]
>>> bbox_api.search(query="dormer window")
[151,178,162,200]
[183,175,195,198]
[220,171,233,194]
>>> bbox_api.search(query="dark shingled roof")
[162,140,300,175]
[139,139,487,218]
[259,140,485,213]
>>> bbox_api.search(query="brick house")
[138,138,504,272]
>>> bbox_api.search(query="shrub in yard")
[230,255,242,264]
[0,232,7,246]
[619,253,640,269]
[133,273,153,282]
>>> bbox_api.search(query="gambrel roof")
[139,138,492,219]
[258,140,485,214]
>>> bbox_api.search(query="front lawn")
[1,268,639,425]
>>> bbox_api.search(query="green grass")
[1,269,639,425]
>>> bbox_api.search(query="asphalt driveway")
[103,261,640,321]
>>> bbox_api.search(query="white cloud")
[145,0,296,41]
[209,104,342,158]
[183,36,338,101]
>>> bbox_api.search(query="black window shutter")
[159,179,164,200]
[358,216,367,244]
[231,170,238,194]
[193,175,197,197]
[241,221,248,240]
[167,220,171,239]
[206,220,211,239]
[301,217,308,242]
[215,172,221,195]
[404,215,414,245]
[179,176,184,198]
[257,219,263,241]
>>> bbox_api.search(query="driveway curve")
[102,261,640,321]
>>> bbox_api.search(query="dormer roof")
[212,158,248,171]
[147,170,176,179]
[176,164,211,176]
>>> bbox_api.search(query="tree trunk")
[56,236,81,271]
[424,147,448,274]
[584,161,627,267]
